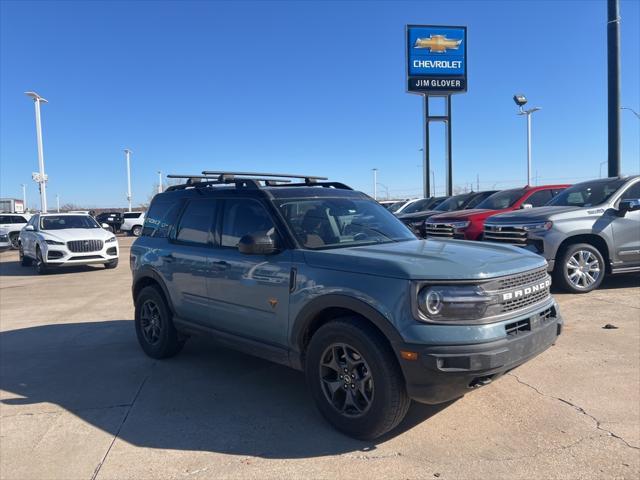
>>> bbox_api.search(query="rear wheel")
[305,317,410,440]
[132,225,142,237]
[19,245,32,266]
[135,286,184,359]
[35,247,48,275]
[554,243,605,293]
[9,232,20,249]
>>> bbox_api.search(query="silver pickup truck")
[483,176,640,293]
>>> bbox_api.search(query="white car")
[18,213,119,274]
[120,211,145,237]
[0,213,31,249]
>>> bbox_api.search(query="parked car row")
[380,176,640,293]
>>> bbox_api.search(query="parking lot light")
[513,93,541,186]
[25,91,49,212]
[124,149,133,212]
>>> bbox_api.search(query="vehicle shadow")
[0,320,451,458]
[0,260,106,277]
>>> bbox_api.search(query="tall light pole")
[25,91,49,212]
[157,171,163,194]
[56,194,60,213]
[372,168,378,200]
[21,184,27,212]
[430,170,436,197]
[124,149,133,212]
[513,94,541,186]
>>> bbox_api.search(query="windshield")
[275,198,415,250]
[387,201,406,213]
[476,189,526,210]
[41,215,100,230]
[434,194,471,212]
[547,178,626,207]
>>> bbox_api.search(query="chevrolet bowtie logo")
[414,35,462,53]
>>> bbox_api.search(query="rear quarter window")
[142,200,182,238]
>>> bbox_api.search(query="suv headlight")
[416,285,493,321]
[521,221,553,232]
[105,236,117,243]
[448,221,470,231]
[45,239,65,245]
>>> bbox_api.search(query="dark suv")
[130,172,563,439]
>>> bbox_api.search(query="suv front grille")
[501,287,549,312]
[495,267,547,290]
[424,223,454,238]
[67,240,103,253]
[484,225,528,246]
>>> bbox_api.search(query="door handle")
[211,260,230,270]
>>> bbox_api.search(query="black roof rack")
[165,171,352,192]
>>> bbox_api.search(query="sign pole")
[423,96,431,198]
[446,95,453,196]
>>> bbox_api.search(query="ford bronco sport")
[130,172,563,439]
[483,176,640,293]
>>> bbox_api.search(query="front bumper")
[43,243,119,266]
[398,305,562,404]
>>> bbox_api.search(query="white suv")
[0,213,31,249]
[120,211,145,237]
[19,213,119,274]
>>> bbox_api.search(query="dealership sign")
[406,25,467,94]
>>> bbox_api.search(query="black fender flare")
[289,294,404,368]
[132,267,175,313]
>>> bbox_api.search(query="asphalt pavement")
[1,237,638,479]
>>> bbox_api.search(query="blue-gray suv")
[130,172,563,439]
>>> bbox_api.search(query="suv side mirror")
[618,199,640,216]
[24,225,35,231]
[520,203,533,209]
[238,233,280,255]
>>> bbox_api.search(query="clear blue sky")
[1,0,639,208]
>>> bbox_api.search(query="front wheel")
[19,245,32,266]
[135,286,184,359]
[305,317,410,440]
[104,259,119,269]
[35,247,48,275]
[554,243,605,293]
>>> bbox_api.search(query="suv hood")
[427,208,501,222]
[41,228,113,242]
[486,206,581,224]
[303,239,546,280]
[397,210,440,222]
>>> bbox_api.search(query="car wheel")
[9,232,20,249]
[554,243,605,293]
[305,317,410,440]
[35,247,48,275]
[104,259,119,269]
[19,245,32,266]
[132,225,142,237]
[135,286,184,359]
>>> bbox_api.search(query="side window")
[14,216,28,223]
[143,200,182,238]
[0,216,9,224]
[175,200,216,245]
[221,199,275,248]
[526,190,553,207]
[551,188,565,198]
[620,182,640,201]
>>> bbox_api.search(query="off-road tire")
[305,316,410,440]
[135,285,184,359]
[554,242,605,293]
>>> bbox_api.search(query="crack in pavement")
[0,403,132,419]
[508,373,640,451]
[90,361,156,480]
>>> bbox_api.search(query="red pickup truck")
[423,184,569,240]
